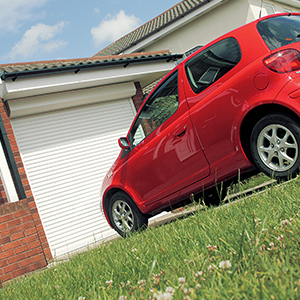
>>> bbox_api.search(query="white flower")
[219,260,232,269]
[195,271,203,277]
[132,248,138,252]
[207,245,217,251]
[280,219,290,228]
[165,286,175,295]
[277,235,284,241]
[208,264,217,272]
[267,242,275,251]
[154,291,173,300]
[119,296,127,300]
[78,297,85,300]
[178,277,185,283]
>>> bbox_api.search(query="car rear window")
[257,15,300,51]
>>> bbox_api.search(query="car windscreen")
[257,15,300,51]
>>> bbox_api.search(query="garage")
[11,95,137,256]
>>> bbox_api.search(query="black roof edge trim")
[0,54,183,81]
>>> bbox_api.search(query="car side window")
[130,71,179,147]
[185,37,241,94]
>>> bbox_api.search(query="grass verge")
[1,174,300,299]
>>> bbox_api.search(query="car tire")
[108,192,148,237]
[250,113,300,180]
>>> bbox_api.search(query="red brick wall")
[0,199,49,282]
[0,102,52,283]
[132,82,144,112]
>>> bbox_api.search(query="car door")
[122,69,210,206]
[183,37,244,168]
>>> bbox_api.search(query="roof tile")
[0,50,181,79]
[94,0,207,57]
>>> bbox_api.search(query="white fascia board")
[2,60,175,101]
[123,0,228,55]
[0,79,7,99]
[8,82,136,119]
[273,0,300,9]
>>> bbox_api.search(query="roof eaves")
[0,51,183,82]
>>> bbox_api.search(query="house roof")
[0,50,182,81]
[94,0,208,57]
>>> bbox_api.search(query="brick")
[3,240,22,251]
[26,248,41,258]
[28,202,36,209]
[19,257,32,268]
[22,234,38,245]
[39,236,48,243]
[7,218,21,228]
[4,262,20,273]
[15,244,29,254]
[0,249,14,260]
[36,224,44,232]
[29,240,41,249]
[14,210,29,218]
[31,211,39,218]
[21,214,33,224]
[0,259,8,268]
[0,222,8,230]
[17,222,34,232]
[25,190,32,197]
[25,227,37,236]
[1,273,13,282]
[0,213,14,223]
[7,253,26,264]
[0,236,11,245]
[12,266,31,278]
[31,253,44,263]
[1,226,20,237]
[29,260,47,272]
[11,232,25,241]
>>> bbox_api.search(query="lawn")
[1,173,300,299]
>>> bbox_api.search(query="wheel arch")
[240,104,300,163]
[103,187,148,219]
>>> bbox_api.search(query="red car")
[101,13,300,237]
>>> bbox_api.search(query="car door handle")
[174,125,187,138]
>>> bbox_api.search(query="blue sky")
[0,0,178,64]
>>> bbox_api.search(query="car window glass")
[130,71,179,147]
[257,15,300,51]
[185,37,241,94]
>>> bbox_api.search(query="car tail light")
[263,49,300,73]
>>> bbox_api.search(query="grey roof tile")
[94,0,207,57]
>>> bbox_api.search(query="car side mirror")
[118,137,131,149]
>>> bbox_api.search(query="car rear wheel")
[250,113,300,180]
[108,192,148,237]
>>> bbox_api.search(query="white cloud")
[0,0,48,33]
[8,22,68,60]
[91,10,141,47]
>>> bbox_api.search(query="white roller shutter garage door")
[11,98,136,256]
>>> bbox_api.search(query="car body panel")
[101,12,300,228]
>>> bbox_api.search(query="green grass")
[1,174,300,299]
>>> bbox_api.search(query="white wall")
[141,0,300,55]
